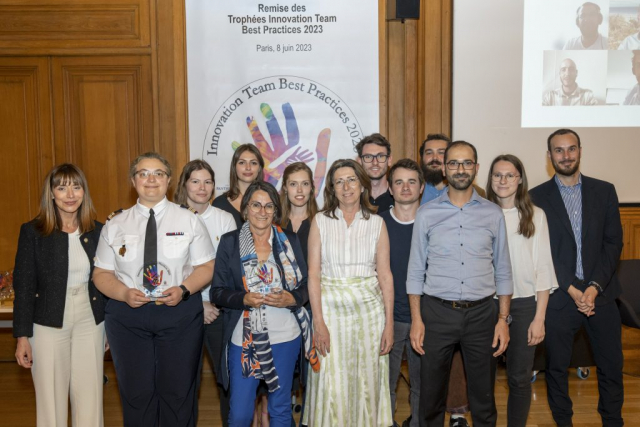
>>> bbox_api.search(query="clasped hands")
[569,284,597,317]
[243,290,296,309]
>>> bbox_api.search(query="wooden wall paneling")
[378,0,388,137]
[620,207,640,260]
[0,57,53,270]
[387,20,406,159]
[403,19,419,161]
[154,0,189,178]
[51,55,154,221]
[0,0,151,51]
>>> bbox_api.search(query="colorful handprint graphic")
[232,102,331,196]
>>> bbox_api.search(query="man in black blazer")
[529,129,624,427]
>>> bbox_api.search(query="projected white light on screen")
[522,0,640,127]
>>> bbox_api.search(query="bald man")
[563,2,608,50]
[543,58,599,106]
[623,51,640,105]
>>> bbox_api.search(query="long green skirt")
[303,276,392,427]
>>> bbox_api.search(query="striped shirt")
[542,86,598,106]
[555,174,583,280]
[317,208,382,278]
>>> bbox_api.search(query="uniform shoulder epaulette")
[180,204,198,214]
[107,209,123,221]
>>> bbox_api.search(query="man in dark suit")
[529,128,624,427]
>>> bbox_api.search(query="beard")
[447,171,475,191]
[551,157,580,177]
[421,162,445,186]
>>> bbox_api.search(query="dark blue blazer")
[210,228,308,390]
[13,220,105,337]
[529,175,623,309]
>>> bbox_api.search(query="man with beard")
[543,58,599,106]
[623,50,640,105]
[407,140,513,427]
[530,129,624,427]
[420,134,450,205]
[356,133,394,213]
[563,2,608,50]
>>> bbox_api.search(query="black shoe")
[449,417,470,427]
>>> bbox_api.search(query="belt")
[428,294,494,309]
[67,284,88,296]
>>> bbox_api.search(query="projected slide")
[522,0,640,127]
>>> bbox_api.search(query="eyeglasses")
[334,177,359,188]
[135,170,168,179]
[445,160,476,170]
[249,201,276,214]
[491,173,520,183]
[360,154,389,163]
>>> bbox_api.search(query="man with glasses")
[407,141,513,427]
[356,133,394,213]
[530,129,624,427]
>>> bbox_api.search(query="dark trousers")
[105,296,204,427]
[494,297,537,427]
[419,296,498,427]
[195,315,230,427]
[545,300,624,427]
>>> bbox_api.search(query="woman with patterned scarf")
[211,181,316,427]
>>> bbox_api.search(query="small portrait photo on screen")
[609,1,640,49]
[542,50,608,105]
[564,1,611,50]
[606,49,640,103]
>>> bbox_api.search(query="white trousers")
[30,284,105,427]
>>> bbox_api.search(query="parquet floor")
[0,325,639,426]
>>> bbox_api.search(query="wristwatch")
[179,284,191,301]
[588,281,604,295]
[499,313,512,325]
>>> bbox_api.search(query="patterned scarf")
[238,222,318,392]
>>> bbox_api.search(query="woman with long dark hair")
[486,154,558,426]
[13,163,106,426]
[212,144,265,228]
[279,162,318,263]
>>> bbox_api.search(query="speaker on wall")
[387,0,420,21]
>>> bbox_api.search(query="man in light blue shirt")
[407,140,513,427]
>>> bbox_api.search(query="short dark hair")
[355,133,391,157]
[129,152,172,179]
[547,129,581,152]
[444,140,478,163]
[419,133,452,157]
[240,181,282,224]
[387,158,425,186]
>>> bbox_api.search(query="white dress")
[304,209,392,427]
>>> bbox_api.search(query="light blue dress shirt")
[407,188,514,300]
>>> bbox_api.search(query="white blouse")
[67,229,90,287]
[503,206,559,299]
[316,208,382,278]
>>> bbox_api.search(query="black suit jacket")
[210,228,308,389]
[13,220,106,337]
[529,175,623,309]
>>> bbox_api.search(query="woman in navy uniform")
[93,152,215,427]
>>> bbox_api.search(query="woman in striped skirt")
[303,159,394,427]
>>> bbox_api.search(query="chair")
[616,259,640,377]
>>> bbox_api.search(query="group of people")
[12,128,624,427]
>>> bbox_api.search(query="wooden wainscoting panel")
[0,0,150,50]
[51,55,154,221]
[0,57,53,270]
[620,207,640,260]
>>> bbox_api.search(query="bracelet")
[588,281,604,295]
